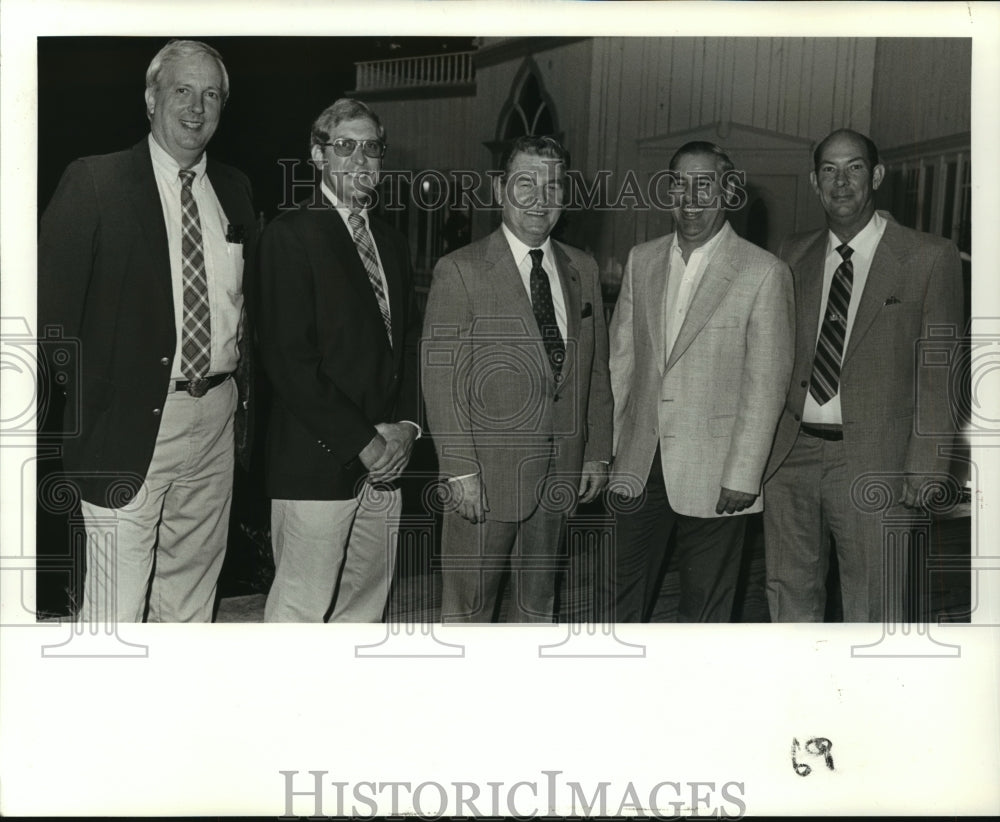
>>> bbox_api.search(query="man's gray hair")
[310,98,386,151]
[145,39,230,105]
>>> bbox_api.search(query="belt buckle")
[186,377,210,398]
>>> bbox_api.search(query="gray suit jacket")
[765,213,964,496]
[609,222,795,517]
[421,228,613,522]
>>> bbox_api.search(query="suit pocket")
[709,414,735,438]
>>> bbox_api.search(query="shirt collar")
[826,210,885,259]
[320,180,368,224]
[501,222,553,267]
[148,133,207,182]
[670,220,731,260]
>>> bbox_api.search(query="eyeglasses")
[321,138,386,159]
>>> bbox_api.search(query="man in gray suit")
[608,141,794,622]
[422,135,613,622]
[764,129,964,622]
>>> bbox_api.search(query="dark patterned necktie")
[528,248,565,376]
[809,243,854,405]
[348,211,393,346]
[179,169,211,378]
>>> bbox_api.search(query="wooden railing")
[354,51,476,92]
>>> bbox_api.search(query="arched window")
[485,59,562,164]
[501,71,556,140]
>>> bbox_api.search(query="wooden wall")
[585,37,878,282]
[870,38,971,152]
[363,36,971,286]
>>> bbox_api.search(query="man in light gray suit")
[608,141,795,622]
[764,129,963,623]
[422,135,613,622]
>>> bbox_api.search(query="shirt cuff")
[399,420,422,439]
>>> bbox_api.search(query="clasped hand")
[359,422,418,483]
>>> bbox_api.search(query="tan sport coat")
[610,222,795,517]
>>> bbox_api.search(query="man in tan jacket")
[608,141,794,622]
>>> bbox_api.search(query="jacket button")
[152,408,161,416]
[794,413,801,421]
[160,357,170,366]
[800,380,808,388]
[553,395,560,403]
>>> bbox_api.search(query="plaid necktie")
[179,169,211,378]
[528,248,565,376]
[809,243,854,405]
[348,211,393,346]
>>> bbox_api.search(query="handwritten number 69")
[791,737,835,776]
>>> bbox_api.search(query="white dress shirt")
[802,210,887,424]
[501,224,568,341]
[662,221,729,367]
[148,135,244,380]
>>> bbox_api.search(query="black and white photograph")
[2,0,998,817]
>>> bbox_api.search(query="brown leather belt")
[171,373,232,398]
[800,423,843,442]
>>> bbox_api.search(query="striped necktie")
[179,169,211,378]
[348,211,393,346]
[809,243,854,405]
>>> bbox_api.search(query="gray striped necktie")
[348,211,393,346]
[809,243,854,405]
[179,169,211,378]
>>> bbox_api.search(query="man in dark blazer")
[38,40,256,622]
[256,98,420,622]
[421,135,613,622]
[763,129,964,623]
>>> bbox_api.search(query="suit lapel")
[370,217,406,356]
[206,161,240,229]
[665,224,739,372]
[484,229,550,375]
[844,220,905,364]
[645,235,671,375]
[127,141,173,314]
[485,228,538,323]
[551,240,581,388]
[319,200,394,352]
[793,232,828,364]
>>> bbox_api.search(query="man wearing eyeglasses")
[38,40,256,622]
[255,98,420,622]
